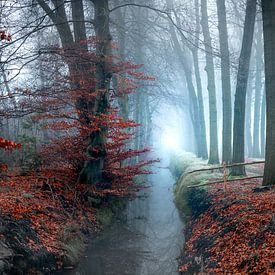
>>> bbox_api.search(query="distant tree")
[216,0,232,164]
[262,0,275,186]
[200,0,219,164]
[252,18,264,158]
[166,0,201,158]
[192,0,208,159]
[232,0,256,175]
[260,91,266,158]
[245,71,254,157]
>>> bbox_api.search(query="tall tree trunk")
[252,19,263,158]
[133,6,145,159]
[232,0,256,175]
[262,0,275,186]
[37,0,74,48]
[200,0,219,164]
[114,3,129,120]
[192,0,208,159]
[38,0,112,185]
[245,72,254,157]
[260,91,266,158]
[167,3,201,156]
[78,0,112,185]
[216,0,232,163]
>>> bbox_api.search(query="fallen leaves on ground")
[179,179,275,274]
[0,171,97,256]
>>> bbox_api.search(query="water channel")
[61,167,184,275]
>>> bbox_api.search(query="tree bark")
[260,90,266,158]
[114,4,129,120]
[192,0,208,159]
[216,0,232,163]
[200,0,219,164]
[245,72,254,157]
[37,0,112,185]
[262,0,275,185]
[78,0,112,185]
[252,19,263,158]
[167,13,201,156]
[232,0,256,176]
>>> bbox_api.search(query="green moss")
[59,224,85,267]
[95,208,113,227]
[174,171,221,216]
[109,197,127,214]
[171,153,222,219]
[133,174,147,185]
[169,152,206,179]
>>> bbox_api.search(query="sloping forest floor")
[0,170,102,274]
[178,175,275,274]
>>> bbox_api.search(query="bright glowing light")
[161,131,182,152]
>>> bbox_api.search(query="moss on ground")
[174,171,222,217]
[60,223,85,267]
[169,152,222,218]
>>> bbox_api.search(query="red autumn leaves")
[0,137,21,150]
[179,179,275,274]
[0,137,21,172]
[0,31,11,42]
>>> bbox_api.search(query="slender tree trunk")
[133,7,145,160]
[216,0,232,163]
[252,19,263,158]
[192,0,208,159]
[167,4,201,156]
[262,0,275,185]
[200,0,219,164]
[245,72,254,157]
[260,91,266,158]
[114,4,129,120]
[232,0,256,175]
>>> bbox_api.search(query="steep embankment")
[0,173,97,274]
[0,170,133,274]
[170,153,275,274]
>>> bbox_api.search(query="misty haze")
[0,0,274,274]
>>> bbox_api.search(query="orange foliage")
[0,30,11,41]
[0,137,21,172]
[27,40,157,196]
[0,137,21,150]
[0,38,156,265]
[0,173,97,256]
[179,179,275,274]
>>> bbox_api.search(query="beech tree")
[36,0,112,184]
[232,0,257,175]
[167,0,201,157]
[262,0,275,186]
[192,0,208,160]
[260,91,266,158]
[200,0,219,164]
[216,0,232,164]
[252,18,264,158]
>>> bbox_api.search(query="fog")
[0,0,268,274]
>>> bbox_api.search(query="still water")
[62,168,184,275]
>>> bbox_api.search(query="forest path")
[61,167,185,275]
